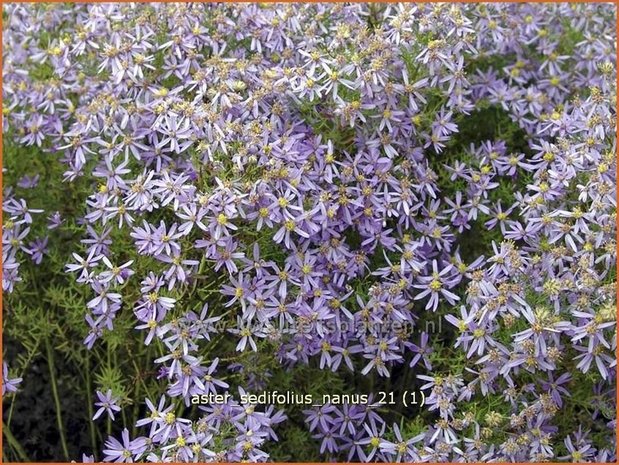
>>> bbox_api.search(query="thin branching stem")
[46,337,70,461]
[3,421,30,462]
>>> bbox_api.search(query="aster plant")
[2,3,617,463]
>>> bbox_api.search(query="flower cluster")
[103,393,286,463]
[2,3,616,462]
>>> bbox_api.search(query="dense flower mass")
[2,2,617,463]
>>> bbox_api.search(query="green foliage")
[2,9,615,461]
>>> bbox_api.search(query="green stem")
[45,338,70,461]
[3,421,29,462]
[131,359,152,400]
[85,354,98,460]
[7,393,17,428]
[106,342,112,438]
[131,360,141,438]
[122,407,128,431]
[399,364,413,416]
